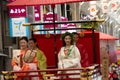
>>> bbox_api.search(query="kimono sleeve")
[63,46,81,68]
[36,49,47,70]
[58,47,64,69]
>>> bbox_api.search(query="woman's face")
[64,35,71,46]
[19,39,28,50]
[74,34,79,43]
[28,40,36,50]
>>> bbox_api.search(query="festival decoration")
[80,14,99,30]
[109,63,119,80]
[45,31,50,38]
[79,31,85,37]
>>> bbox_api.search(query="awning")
[99,32,118,40]
[79,31,118,40]
[7,0,96,6]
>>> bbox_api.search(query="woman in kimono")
[11,37,39,80]
[58,32,81,78]
[72,32,89,67]
[11,37,30,80]
[28,38,47,74]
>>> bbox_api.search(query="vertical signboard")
[34,5,41,21]
[61,17,68,33]
[9,17,29,37]
[33,5,42,34]
[101,47,109,80]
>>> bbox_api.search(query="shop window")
[66,4,72,20]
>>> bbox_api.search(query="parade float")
[2,0,108,80]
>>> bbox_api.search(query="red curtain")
[34,31,100,68]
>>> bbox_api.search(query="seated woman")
[58,32,81,78]
[28,38,47,75]
[11,37,39,80]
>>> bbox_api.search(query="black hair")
[61,32,74,46]
[72,32,79,35]
[19,37,28,42]
[29,38,37,43]
[29,38,39,47]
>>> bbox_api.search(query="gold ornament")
[45,31,50,38]
[79,31,85,37]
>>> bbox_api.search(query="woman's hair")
[29,38,39,47]
[61,32,74,46]
[29,38,37,43]
[72,32,79,36]
[19,37,28,42]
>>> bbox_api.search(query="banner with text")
[9,6,26,17]
[44,12,58,28]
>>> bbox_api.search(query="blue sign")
[9,18,29,37]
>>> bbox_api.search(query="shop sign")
[9,17,29,37]
[67,23,76,33]
[9,6,26,17]
[61,17,68,33]
[34,5,41,21]
[44,12,58,28]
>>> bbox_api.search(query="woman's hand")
[63,56,68,59]
[13,57,20,65]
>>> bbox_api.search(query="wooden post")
[101,47,109,80]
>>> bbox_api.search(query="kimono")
[12,49,29,71]
[11,48,47,80]
[58,45,81,78]
[36,48,47,71]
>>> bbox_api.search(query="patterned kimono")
[11,48,47,80]
[12,49,28,71]
[58,45,81,78]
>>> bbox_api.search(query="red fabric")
[78,31,100,67]
[34,32,100,68]
[34,34,62,68]
[76,43,90,67]
[20,54,23,67]
[7,0,95,6]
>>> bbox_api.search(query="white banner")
[9,18,29,37]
